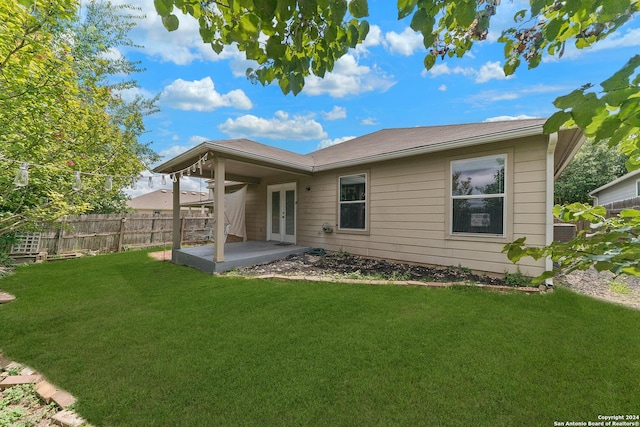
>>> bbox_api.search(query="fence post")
[117,217,127,252]
[55,218,66,255]
[180,216,186,246]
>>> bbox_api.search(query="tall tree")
[554,142,628,205]
[0,0,158,235]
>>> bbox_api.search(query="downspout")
[545,132,559,286]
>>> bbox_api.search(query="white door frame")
[267,183,296,244]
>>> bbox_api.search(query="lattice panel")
[11,232,42,254]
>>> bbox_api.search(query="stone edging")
[0,353,87,427]
[0,291,16,304]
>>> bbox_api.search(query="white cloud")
[545,28,640,62]
[110,0,243,65]
[317,136,356,150]
[384,27,424,56]
[116,86,156,103]
[438,84,447,91]
[158,135,209,160]
[468,84,573,105]
[484,114,540,122]
[322,106,347,121]
[427,63,476,78]
[218,111,327,140]
[160,77,253,111]
[475,61,511,83]
[303,54,396,98]
[362,25,383,49]
[361,117,377,126]
[426,61,510,83]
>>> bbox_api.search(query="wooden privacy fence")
[12,213,217,256]
[555,196,640,237]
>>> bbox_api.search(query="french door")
[267,183,296,244]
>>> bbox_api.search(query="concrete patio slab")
[173,241,310,274]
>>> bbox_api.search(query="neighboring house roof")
[588,169,640,197]
[127,189,208,211]
[153,119,584,179]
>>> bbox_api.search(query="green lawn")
[1,251,639,426]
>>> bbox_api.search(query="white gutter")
[545,132,559,286]
[312,125,545,172]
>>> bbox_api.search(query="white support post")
[213,156,226,262]
[545,132,559,286]
[172,174,181,261]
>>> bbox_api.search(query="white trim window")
[636,179,640,197]
[339,173,367,230]
[451,154,506,236]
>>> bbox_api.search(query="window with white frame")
[451,154,506,236]
[339,173,367,230]
[636,179,640,197]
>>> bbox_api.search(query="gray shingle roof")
[154,118,580,177]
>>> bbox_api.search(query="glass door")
[267,183,296,243]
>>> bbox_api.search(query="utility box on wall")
[553,223,576,242]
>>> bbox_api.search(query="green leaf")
[266,37,286,59]
[593,115,622,141]
[410,8,428,32]
[553,89,586,109]
[503,57,520,76]
[571,94,605,128]
[545,18,562,41]
[162,14,179,31]
[239,13,260,39]
[330,0,347,21]
[153,0,173,16]
[290,72,304,95]
[543,111,572,134]
[348,0,369,18]
[601,55,640,92]
[423,53,436,70]
[455,1,476,27]
[278,74,291,95]
[398,0,417,20]
[253,0,276,20]
[275,0,294,21]
[531,270,554,285]
[514,9,527,22]
[358,20,370,41]
[211,41,224,54]
[620,209,640,218]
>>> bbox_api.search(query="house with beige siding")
[153,119,584,276]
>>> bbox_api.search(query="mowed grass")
[1,251,639,426]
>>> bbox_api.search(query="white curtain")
[222,185,247,241]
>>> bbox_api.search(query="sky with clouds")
[107,0,640,195]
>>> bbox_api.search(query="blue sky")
[108,0,640,195]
